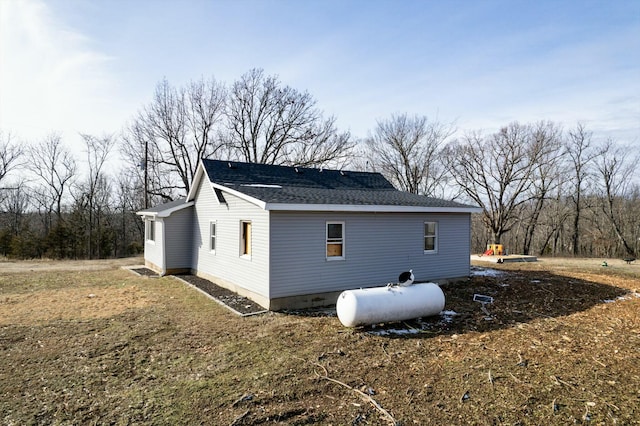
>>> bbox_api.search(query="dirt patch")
[0,285,152,326]
[0,257,142,273]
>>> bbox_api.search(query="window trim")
[209,221,216,253]
[424,221,438,254]
[145,218,155,243]
[240,220,252,258]
[326,221,345,261]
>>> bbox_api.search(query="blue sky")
[1,0,638,159]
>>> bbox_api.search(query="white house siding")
[269,211,471,298]
[163,206,194,271]
[192,179,270,298]
[144,218,164,271]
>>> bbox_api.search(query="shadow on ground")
[359,266,632,338]
[282,266,632,338]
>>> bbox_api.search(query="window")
[209,221,216,252]
[424,222,437,253]
[240,221,251,257]
[326,222,345,260]
[146,218,155,242]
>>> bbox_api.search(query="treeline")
[1,68,638,259]
[0,133,144,259]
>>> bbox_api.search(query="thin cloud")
[0,0,119,142]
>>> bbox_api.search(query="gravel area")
[130,267,159,277]
[178,274,267,316]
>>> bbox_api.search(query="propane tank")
[336,283,445,327]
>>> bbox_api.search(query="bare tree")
[121,120,179,205]
[113,168,145,256]
[287,116,354,168]
[594,140,638,257]
[186,77,228,161]
[565,123,601,256]
[122,76,227,200]
[0,131,24,199]
[535,179,573,256]
[520,121,564,254]
[78,134,115,259]
[365,113,455,196]
[0,180,30,234]
[225,68,354,167]
[28,133,77,230]
[447,122,546,245]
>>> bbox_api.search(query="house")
[137,159,481,310]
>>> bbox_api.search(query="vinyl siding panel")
[192,178,270,297]
[164,206,194,269]
[143,218,163,270]
[269,212,471,298]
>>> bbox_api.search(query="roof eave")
[211,183,267,209]
[136,201,195,218]
[264,203,483,213]
[186,161,205,202]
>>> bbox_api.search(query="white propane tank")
[336,283,445,327]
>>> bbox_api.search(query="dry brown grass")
[1,257,638,425]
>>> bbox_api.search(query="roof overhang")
[186,161,206,202]
[264,203,483,213]
[136,201,194,218]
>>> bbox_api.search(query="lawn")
[0,258,638,425]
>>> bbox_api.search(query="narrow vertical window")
[146,218,155,242]
[209,221,216,252]
[424,221,437,253]
[326,222,345,260]
[241,221,252,256]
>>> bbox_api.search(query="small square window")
[326,222,345,260]
[424,222,437,253]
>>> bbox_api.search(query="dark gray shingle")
[202,159,476,209]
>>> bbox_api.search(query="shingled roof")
[196,159,480,212]
[137,197,193,217]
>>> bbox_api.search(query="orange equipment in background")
[485,244,504,256]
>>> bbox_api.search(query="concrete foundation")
[471,254,538,263]
[143,259,471,311]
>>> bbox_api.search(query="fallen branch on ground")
[229,409,250,426]
[295,356,398,425]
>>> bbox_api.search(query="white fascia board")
[264,203,482,213]
[186,161,206,202]
[156,201,194,217]
[211,183,267,209]
[136,202,194,218]
[136,211,157,218]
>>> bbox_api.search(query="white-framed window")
[424,221,438,253]
[240,220,252,257]
[209,221,216,252]
[326,221,345,260]
[145,218,155,242]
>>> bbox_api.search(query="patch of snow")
[366,312,457,336]
[440,310,458,323]
[603,292,640,303]
[471,267,504,277]
[369,327,423,336]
